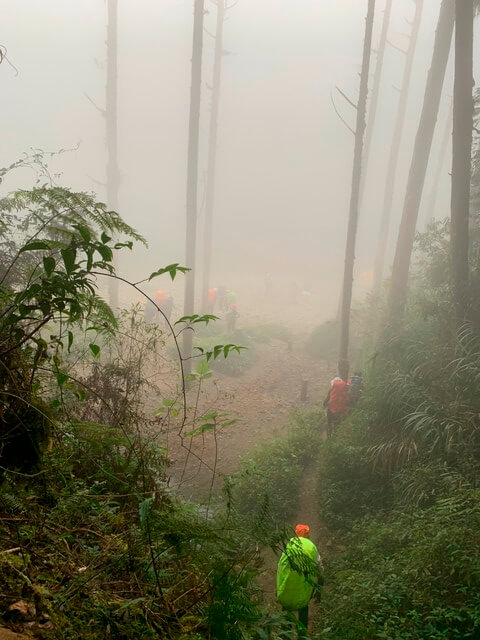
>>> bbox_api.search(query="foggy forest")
[1,1,480,638]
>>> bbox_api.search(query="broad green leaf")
[89,343,100,358]
[73,224,91,242]
[19,240,50,252]
[114,241,133,250]
[43,256,55,276]
[195,359,211,377]
[24,283,42,299]
[184,423,216,438]
[57,372,68,386]
[175,314,198,325]
[96,244,113,262]
[148,263,190,282]
[61,246,77,274]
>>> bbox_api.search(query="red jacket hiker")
[328,378,349,414]
[323,377,349,435]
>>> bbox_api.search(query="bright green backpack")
[276,537,319,610]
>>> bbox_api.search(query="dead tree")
[183,0,206,374]
[424,101,452,224]
[338,0,376,380]
[388,0,454,320]
[106,0,120,310]
[372,0,423,290]
[451,0,474,323]
[360,0,393,206]
[201,0,227,313]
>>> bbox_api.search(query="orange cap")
[295,524,310,537]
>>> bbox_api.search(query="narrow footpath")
[169,337,331,498]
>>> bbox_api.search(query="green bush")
[0,163,295,639]
[229,410,323,525]
[314,214,480,639]
[318,488,480,639]
[193,330,255,376]
[318,438,392,532]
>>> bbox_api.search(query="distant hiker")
[207,288,217,314]
[217,285,227,311]
[144,291,173,326]
[144,299,156,324]
[226,290,237,309]
[226,303,239,333]
[154,290,166,307]
[277,524,323,638]
[323,377,349,435]
[347,371,364,407]
[163,295,174,323]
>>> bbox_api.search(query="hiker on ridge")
[323,376,349,435]
[347,370,364,407]
[226,303,239,333]
[277,523,323,637]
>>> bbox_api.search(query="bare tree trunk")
[360,0,393,206]
[424,101,452,224]
[183,0,205,375]
[373,0,423,290]
[388,0,454,320]
[107,0,120,310]
[338,0,376,380]
[201,0,226,313]
[451,0,474,323]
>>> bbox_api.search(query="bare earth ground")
[168,337,332,499]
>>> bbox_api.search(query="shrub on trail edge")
[193,330,255,376]
[227,410,323,526]
[318,440,392,532]
[317,488,480,640]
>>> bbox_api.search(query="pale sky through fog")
[2,1,479,315]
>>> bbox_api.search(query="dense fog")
[3,0,479,318]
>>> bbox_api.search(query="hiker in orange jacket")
[323,377,349,435]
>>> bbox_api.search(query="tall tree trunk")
[360,0,393,206]
[424,101,452,224]
[183,0,205,374]
[451,0,474,323]
[107,0,120,310]
[338,0,376,380]
[388,0,454,320]
[201,0,226,313]
[373,0,423,290]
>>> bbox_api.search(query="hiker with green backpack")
[276,524,324,637]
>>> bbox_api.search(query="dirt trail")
[258,457,330,609]
[169,338,332,499]
[167,321,335,633]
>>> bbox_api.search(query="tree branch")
[336,86,358,110]
[387,39,408,55]
[83,92,106,116]
[330,91,356,135]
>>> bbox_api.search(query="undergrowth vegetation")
[0,158,303,639]
[316,214,480,639]
[228,409,323,525]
